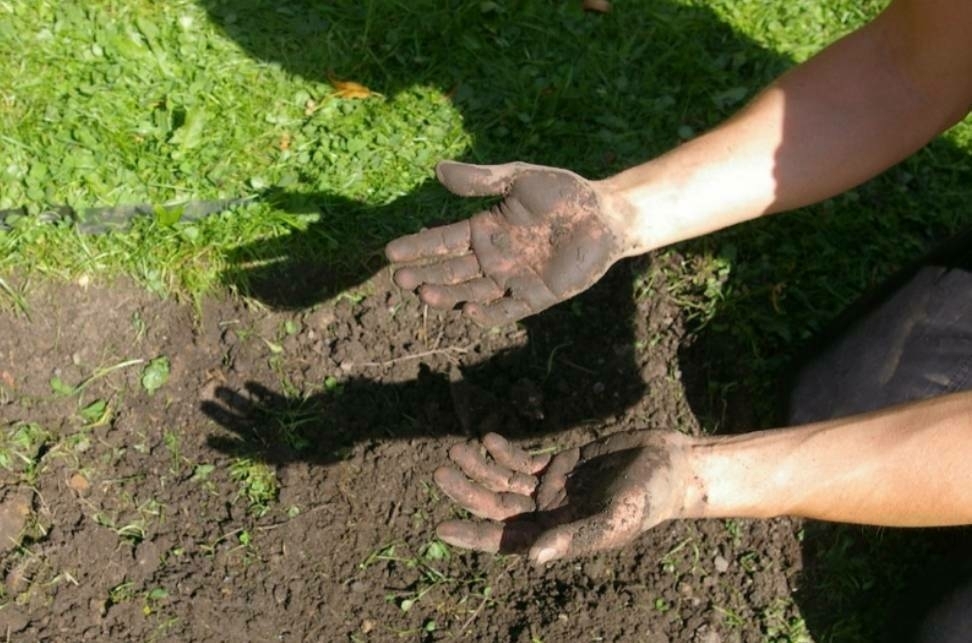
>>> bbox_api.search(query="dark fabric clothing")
[785,228,972,643]
[788,263,972,424]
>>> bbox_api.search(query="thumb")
[528,504,645,565]
[435,160,524,197]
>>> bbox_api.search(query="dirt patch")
[0,260,808,642]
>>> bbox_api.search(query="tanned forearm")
[597,0,972,256]
[681,390,972,526]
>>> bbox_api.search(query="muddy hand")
[385,161,629,326]
[434,431,689,564]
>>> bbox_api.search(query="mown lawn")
[2,0,969,356]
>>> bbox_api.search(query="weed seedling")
[230,458,279,516]
[0,422,50,483]
[141,356,170,395]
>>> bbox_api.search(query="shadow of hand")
[201,382,335,464]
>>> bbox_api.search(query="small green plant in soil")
[229,457,279,516]
[141,356,171,395]
[0,422,50,483]
[358,539,491,623]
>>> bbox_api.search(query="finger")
[449,442,538,495]
[419,277,504,309]
[385,220,471,263]
[437,520,541,554]
[391,254,481,290]
[463,297,534,326]
[199,400,246,427]
[483,433,552,474]
[435,161,523,197]
[535,447,580,510]
[243,381,284,405]
[436,520,505,553]
[577,431,648,462]
[529,498,645,564]
[434,466,535,520]
[214,386,256,412]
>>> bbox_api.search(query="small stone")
[91,597,108,618]
[713,555,730,573]
[0,605,29,633]
[67,472,90,495]
[0,492,31,554]
[693,625,722,643]
[361,619,375,634]
[583,559,607,579]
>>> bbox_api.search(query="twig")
[460,594,490,633]
[356,341,481,369]
[461,558,517,633]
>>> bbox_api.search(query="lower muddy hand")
[434,431,690,564]
[385,161,630,326]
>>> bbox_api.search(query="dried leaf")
[328,73,378,100]
[582,0,612,13]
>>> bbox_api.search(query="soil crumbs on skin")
[0,260,805,642]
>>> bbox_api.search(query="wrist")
[592,175,659,257]
[645,431,713,523]
[680,430,794,521]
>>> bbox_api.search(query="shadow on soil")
[197,1,972,640]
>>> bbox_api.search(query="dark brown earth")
[0,257,962,642]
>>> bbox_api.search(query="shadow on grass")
[196,1,972,640]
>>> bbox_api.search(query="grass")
[0,421,50,483]
[1,0,968,374]
[2,0,971,641]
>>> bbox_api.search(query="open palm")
[386,161,626,326]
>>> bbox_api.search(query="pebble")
[0,492,31,554]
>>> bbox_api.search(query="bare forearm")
[599,0,972,255]
[684,390,972,527]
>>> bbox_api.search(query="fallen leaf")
[582,0,612,12]
[327,73,378,100]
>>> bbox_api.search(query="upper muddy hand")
[385,161,630,326]
[434,431,691,564]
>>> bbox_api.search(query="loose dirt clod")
[0,491,31,554]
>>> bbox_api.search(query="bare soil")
[0,257,959,642]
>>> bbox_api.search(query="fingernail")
[535,547,557,565]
